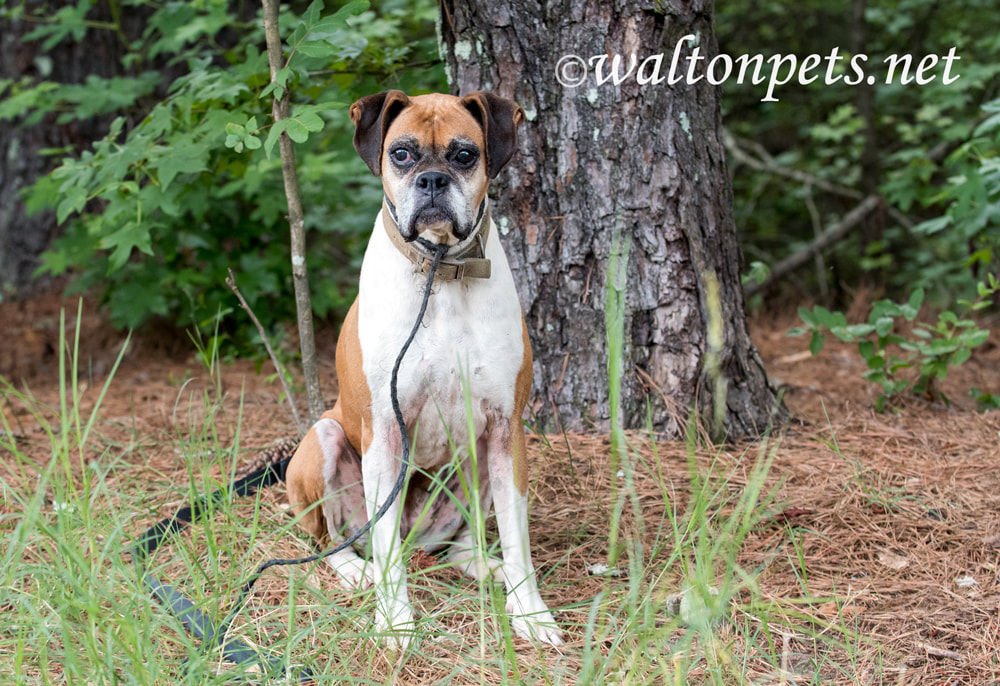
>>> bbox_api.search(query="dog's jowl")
[285,91,563,649]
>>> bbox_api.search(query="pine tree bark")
[439,0,783,436]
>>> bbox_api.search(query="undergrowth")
[0,299,861,683]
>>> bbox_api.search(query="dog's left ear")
[460,92,525,178]
[350,90,412,176]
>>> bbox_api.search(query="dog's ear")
[460,92,525,178]
[349,90,412,176]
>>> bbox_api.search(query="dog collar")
[381,195,492,281]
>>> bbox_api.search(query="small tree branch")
[262,0,324,426]
[744,195,882,297]
[227,269,305,437]
[723,128,916,230]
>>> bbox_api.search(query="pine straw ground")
[2,295,1000,684]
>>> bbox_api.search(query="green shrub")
[791,275,997,411]
[5,0,445,355]
[718,1,1000,304]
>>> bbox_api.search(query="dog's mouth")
[406,206,462,245]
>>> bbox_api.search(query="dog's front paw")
[507,597,563,646]
[375,602,417,651]
[328,554,374,591]
[510,610,564,646]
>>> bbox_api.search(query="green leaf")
[285,121,309,143]
[292,108,325,131]
[100,222,153,273]
[260,66,292,101]
[926,339,958,356]
[296,41,338,59]
[300,0,324,28]
[797,307,817,327]
[830,326,855,342]
[813,306,846,329]
[295,102,347,116]
[865,369,886,383]
[938,310,959,326]
[889,358,911,373]
[155,140,209,190]
[311,0,370,33]
[874,316,895,337]
[858,340,875,360]
[912,215,950,235]
[845,323,875,337]
[901,289,924,320]
[264,119,287,159]
[961,328,990,348]
[809,330,825,356]
[56,186,87,224]
[974,110,1000,137]
[869,300,899,323]
[263,108,326,158]
[952,348,972,366]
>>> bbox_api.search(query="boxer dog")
[284,91,563,649]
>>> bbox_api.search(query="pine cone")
[235,436,299,479]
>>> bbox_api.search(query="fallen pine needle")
[918,643,964,661]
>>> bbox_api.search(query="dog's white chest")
[356,216,524,467]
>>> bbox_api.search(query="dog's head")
[350,91,524,247]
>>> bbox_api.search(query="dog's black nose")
[416,172,450,200]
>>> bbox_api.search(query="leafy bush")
[718,1,1000,304]
[791,276,997,411]
[4,0,445,354]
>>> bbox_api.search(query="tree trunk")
[439,0,782,437]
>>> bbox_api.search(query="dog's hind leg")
[314,418,373,591]
[286,415,372,591]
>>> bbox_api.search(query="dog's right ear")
[350,90,412,176]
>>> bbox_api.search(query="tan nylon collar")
[381,197,492,281]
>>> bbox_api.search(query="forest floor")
[2,290,1000,685]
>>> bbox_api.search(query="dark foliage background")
[2,0,998,359]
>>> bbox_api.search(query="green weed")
[0,296,861,683]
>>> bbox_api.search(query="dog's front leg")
[487,419,564,646]
[362,432,415,650]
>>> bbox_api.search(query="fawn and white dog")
[284,90,562,648]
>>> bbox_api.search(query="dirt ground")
[2,291,1000,684]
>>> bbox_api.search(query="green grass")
[0,296,863,684]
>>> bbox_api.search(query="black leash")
[132,243,450,681]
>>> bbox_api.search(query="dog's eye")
[391,148,413,164]
[454,149,476,167]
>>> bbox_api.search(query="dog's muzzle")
[382,195,492,281]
